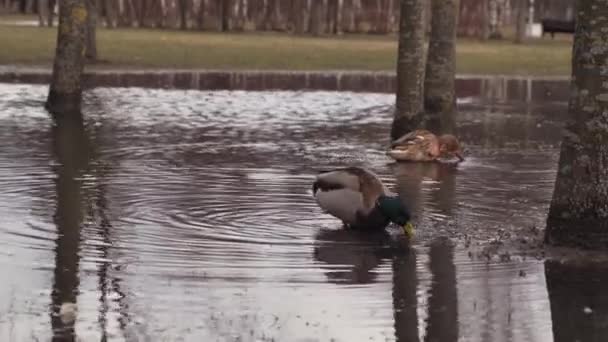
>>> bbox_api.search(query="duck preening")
[312,166,414,238]
[387,129,464,163]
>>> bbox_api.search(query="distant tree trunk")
[220,0,230,31]
[85,0,98,61]
[48,0,56,26]
[197,0,206,29]
[545,0,608,249]
[104,0,117,28]
[178,0,187,29]
[309,0,324,35]
[423,0,458,134]
[514,0,527,44]
[46,0,88,116]
[38,0,49,26]
[481,0,489,39]
[335,0,343,34]
[391,0,426,141]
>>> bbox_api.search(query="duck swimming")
[387,129,464,163]
[312,166,414,238]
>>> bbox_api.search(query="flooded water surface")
[1,83,606,341]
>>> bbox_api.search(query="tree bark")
[46,0,88,116]
[423,0,458,134]
[391,0,426,141]
[545,0,608,249]
[85,0,97,61]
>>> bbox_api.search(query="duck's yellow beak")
[403,222,415,239]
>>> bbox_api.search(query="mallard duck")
[312,166,414,237]
[387,129,464,163]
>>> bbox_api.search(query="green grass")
[0,23,573,76]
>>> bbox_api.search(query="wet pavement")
[0,83,607,341]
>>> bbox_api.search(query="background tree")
[46,0,88,116]
[514,0,527,44]
[85,0,97,61]
[391,0,425,141]
[545,0,608,249]
[424,0,459,134]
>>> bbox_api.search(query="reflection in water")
[546,260,608,342]
[50,115,90,341]
[313,229,391,284]
[393,247,419,342]
[425,238,458,342]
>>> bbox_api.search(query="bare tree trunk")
[514,0,527,43]
[48,0,56,27]
[178,0,188,29]
[46,0,88,116]
[85,0,98,61]
[219,0,230,31]
[424,0,459,134]
[545,0,608,249]
[391,0,426,141]
[38,0,49,26]
[309,0,324,35]
[197,0,206,29]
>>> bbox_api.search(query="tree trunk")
[38,0,49,26]
[391,0,426,141]
[197,0,206,29]
[545,0,608,249]
[309,0,324,35]
[85,0,98,61]
[514,0,527,44]
[48,0,56,26]
[423,0,458,134]
[178,0,188,29]
[46,0,88,116]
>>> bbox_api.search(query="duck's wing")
[391,129,431,148]
[313,167,387,222]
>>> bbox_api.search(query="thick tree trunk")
[85,0,97,61]
[423,0,458,134]
[46,0,88,116]
[391,0,426,141]
[545,0,608,249]
[309,0,325,35]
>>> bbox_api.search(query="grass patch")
[0,23,572,76]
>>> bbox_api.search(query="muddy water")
[0,83,606,341]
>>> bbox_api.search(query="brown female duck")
[387,129,464,162]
